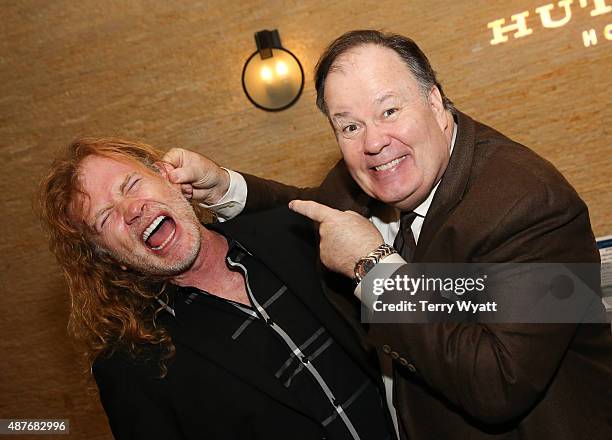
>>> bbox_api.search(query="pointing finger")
[288,200,339,223]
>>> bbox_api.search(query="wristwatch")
[353,244,397,284]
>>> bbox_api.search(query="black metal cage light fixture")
[241,29,304,111]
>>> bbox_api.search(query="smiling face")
[324,44,454,210]
[74,154,202,276]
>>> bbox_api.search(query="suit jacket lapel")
[414,111,475,261]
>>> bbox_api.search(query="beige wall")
[1,0,610,438]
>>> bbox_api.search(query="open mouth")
[373,155,407,172]
[142,215,176,251]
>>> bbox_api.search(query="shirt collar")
[413,120,457,218]
[160,230,251,317]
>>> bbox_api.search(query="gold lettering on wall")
[583,28,600,44]
[488,12,533,45]
[536,1,573,28]
[604,23,612,38]
[587,0,612,16]
[488,0,611,46]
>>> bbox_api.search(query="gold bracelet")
[353,244,397,284]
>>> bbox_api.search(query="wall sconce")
[241,29,304,111]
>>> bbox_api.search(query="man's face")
[75,154,202,276]
[324,44,453,210]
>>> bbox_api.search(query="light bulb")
[275,60,288,77]
[260,66,273,82]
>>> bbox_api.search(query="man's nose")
[121,199,145,225]
[363,125,391,154]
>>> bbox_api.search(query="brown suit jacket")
[241,111,612,439]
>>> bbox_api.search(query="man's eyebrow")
[331,94,398,118]
[332,111,351,119]
[374,93,397,105]
[119,172,136,194]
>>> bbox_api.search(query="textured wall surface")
[1,0,610,438]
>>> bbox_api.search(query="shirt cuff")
[354,253,406,309]
[199,168,247,222]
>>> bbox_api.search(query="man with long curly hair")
[38,138,395,440]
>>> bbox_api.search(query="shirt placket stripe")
[226,256,362,440]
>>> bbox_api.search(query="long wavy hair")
[38,138,182,376]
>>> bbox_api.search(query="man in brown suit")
[164,31,611,439]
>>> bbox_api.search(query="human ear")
[428,86,447,130]
[153,161,175,181]
[153,161,183,192]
